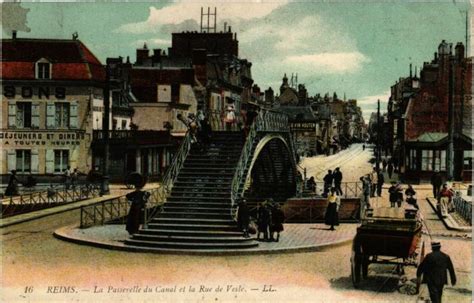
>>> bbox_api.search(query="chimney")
[136,45,149,66]
[455,42,465,62]
[224,22,227,32]
[12,30,17,39]
[152,49,162,63]
[434,52,438,62]
[228,26,232,33]
[409,63,412,78]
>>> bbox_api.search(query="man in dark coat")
[387,162,394,179]
[333,167,343,196]
[417,242,456,303]
[306,176,316,193]
[257,201,272,241]
[323,170,333,197]
[376,170,384,197]
[270,203,285,242]
[431,170,443,199]
[237,199,250,238]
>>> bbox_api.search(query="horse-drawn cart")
[350,207,424,288]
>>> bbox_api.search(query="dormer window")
[36,58,51,79]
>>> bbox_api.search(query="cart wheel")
[362,255,369,279]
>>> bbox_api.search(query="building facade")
[1,36,104,182]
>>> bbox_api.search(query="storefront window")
[55,103,70,128]
[421,150,433,171]
[433,150,446,171]
[409,149,417,170]
[16,102,32,128]
[54,150,69,173]
[16,150,31,173]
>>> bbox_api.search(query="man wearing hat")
[417,241,456,303]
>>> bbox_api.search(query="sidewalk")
[425,197,472,232]
[0,183,160,228]
[54,223,357,255]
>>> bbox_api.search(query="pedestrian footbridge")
[79,109,299,251]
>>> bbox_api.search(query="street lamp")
[100,61,111,195]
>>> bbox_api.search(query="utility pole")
[447,57,455,181]
[101,61,111,195]
[376,99,381,171]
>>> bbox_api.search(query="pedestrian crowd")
[236,198,285,242]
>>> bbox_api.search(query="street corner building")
[0,33,105,183]
[384,40,473,182]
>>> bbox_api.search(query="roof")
[1,38,104,81]
[410,132,447,143]
[278,106,317,122]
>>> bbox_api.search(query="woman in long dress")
[324,187,340,230]
[126,174,150,235]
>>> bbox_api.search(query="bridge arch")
[243,134,297,202]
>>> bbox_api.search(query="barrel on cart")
[350,207,423,288]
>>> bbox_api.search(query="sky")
[1,1,471,122]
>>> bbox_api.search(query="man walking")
[376,168,384,197]
[431,170,443,199]
[369,167,378,197]
[417,241,456,303]
[64,166,72,190]
[387,161,394,179]
[333,167,343,196]
[323,170,333,197]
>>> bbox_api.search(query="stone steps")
[123,131,258,251]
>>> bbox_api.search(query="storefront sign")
[0,131,88,146]
[3,86,66,99]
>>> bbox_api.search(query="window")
[54,150,69,173]
[421,150,433,171]
[112,91,121,107]
[37,62,51,79]
[16,150,31,173]
[55,103,70,128]
[112,119,118,130]
[409,149,417,170]
[16,102,32,128]
[433,150,446,171]
[121,120,127,130]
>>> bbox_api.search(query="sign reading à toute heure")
[0,130,89,147]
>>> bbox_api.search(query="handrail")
[2,183,101,218]
[143,131,192,226]
[230,116,258,218]
[80,195,129,228]
[300,181,362,199]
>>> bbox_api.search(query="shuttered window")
[16,150,31,173]
[55,103,70,128]
[54,150,69,173]
[16,102,32,128]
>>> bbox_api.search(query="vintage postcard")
[1,1,472,302]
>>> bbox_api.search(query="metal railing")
[303,181,363,198]
[2,183,101,217]
[80,196,129,228]
[453,192,472,224]
[230,116,258,218]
